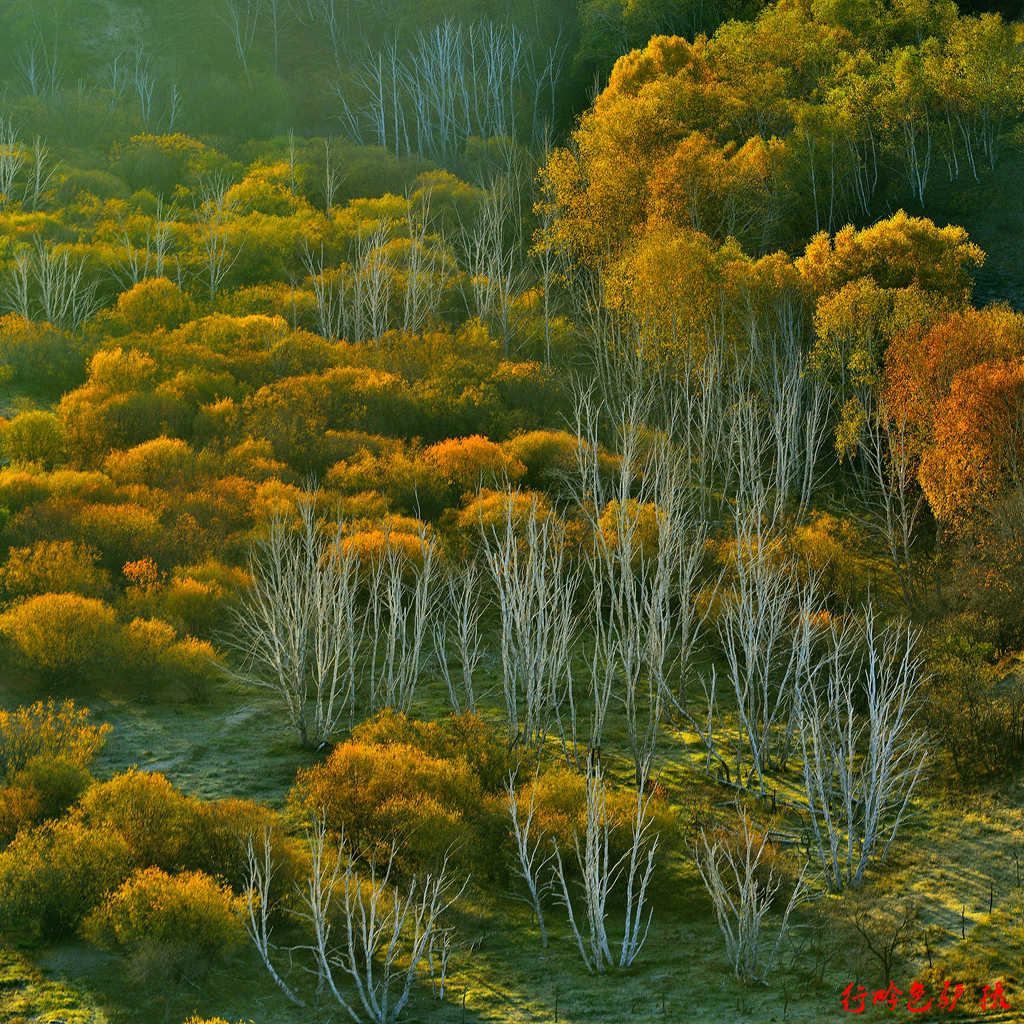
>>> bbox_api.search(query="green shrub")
[2,410,67,468]
[83,867,245,983]
[78,769,198,870]
[0,756,94,845]
[55,168,130,204]
[921,615,1024,778]
[0,540,110,599]
[0,819,132,940]
[0,593,123,685]
[0,314,87,399]
[0,699,111,778]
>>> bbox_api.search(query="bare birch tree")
[717,506,824,793]
[696,811,808,984]
[1,238,100,332]
[483,494,578,749]
[246,821,466,1023]
[551,764,660,973]
[194,176,242,300]
[795,605,928,891]
[364,530,438,714]
[432,559,484,714]
[0,119,25,209]
[856,404,926,609]
[226,498,361,746]
[505,770,553,947]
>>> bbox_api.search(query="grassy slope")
[3,662,1024,1024]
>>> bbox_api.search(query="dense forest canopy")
[0,1,1023,1022]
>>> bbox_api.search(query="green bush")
[0,699,111,778]
[0,756,94,845]
[83,867,245,983]
[2,410,67,469]
[0,819,132,941]
[0,315,88,399]
[78,769,198,871]
[921,615,1024,778]
[0,593,123,685]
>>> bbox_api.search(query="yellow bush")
[597,499,662,566]
[104,437,195,488]
[78,769,197,870]
[289,740,484,870]
[116,278,192,332]
[791,512,866,602]
[0,699,110,778]
[0,593,122,682]
[73,502,163,570]
[0,468,50,511]
[424,434,525,492]
[188,797,305,897]
[339,527,430,567]
[1,410,66,468]
[0,541,109,599]
[352,710,515,793]
[502,429,582,484]
[83,867,245,981]
[526,766,681,868]
[456,488,556,543]
[0,818,132,940]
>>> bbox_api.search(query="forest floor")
[3,673,1023,1024]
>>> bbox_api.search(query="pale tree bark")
[194,176,242,300]
[483,493,579,750]
[364,529,438,715]
[0,119,25,209]
[717,506,824,794]
[795,604,927,892]
[227,498,361,747]
[1,238,100,333]
[551,763,659,973]
[247,820,466,1023]
[696,810,808,984]
[856,403,926,610]
[432,559,484,714]
[505,770,553,947]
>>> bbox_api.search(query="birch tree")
[364,530,438,715]
[194,176,242,300]
[246,821,466,1023]
[432,560,484,714]
[226,499,361,747]
[483,494,578,750]
[718,506,824,793]
[1,238,101,333]
[505,770,553,947]
[795,606,928,891]
[551,764,660,973]
[696,811,808,984]
[0,119,25,208]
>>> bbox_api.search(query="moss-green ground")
[2,663,1023,1024]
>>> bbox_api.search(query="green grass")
[3,658,1023,1023]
